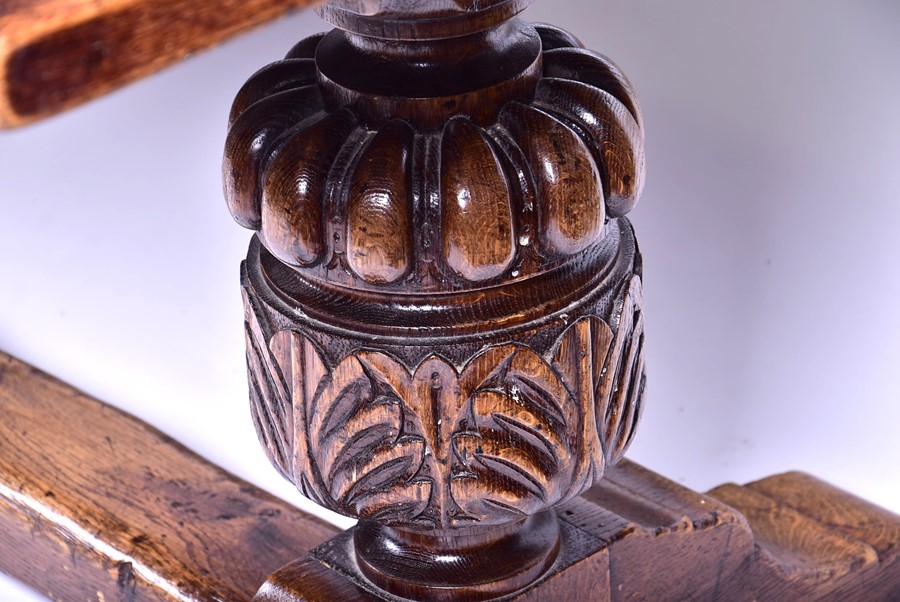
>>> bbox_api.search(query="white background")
[2,1,899,599]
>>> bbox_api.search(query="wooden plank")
[573,461,756,602]
[0,351,340,601]
[0,0,321,128]
[709,474,900,601]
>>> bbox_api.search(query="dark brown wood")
[2,0,898,599]
[223,2,647,598]
[352,510,562,600]
[0,0,321,128]
[0,351,340,601]
[255,460,900,601]
[221,1,899,600]
[315,1,535,40]
[2,340,896,599]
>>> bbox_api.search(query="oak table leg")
[4,1,898,600]
[219,1,900,600]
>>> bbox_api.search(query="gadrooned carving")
[223,24,645,293]
[244,270,645,529]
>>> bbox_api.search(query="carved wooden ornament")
[224,1,646,597]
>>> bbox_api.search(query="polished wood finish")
[225,1,645,598]
[0,351,339,601]
[0,352,896,600]
[256,460,900,601]
[243,251,644,528]
[3,1,896,600]
[0,0,320,128]
[223,24,644,293]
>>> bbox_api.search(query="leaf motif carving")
[246,288,644,529]
[307,353,429,524]
[243,295,293,480]
[450,345,581,523]
[595,274,646,464]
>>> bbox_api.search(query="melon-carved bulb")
[223,22,645,294]
[228,4,647,599]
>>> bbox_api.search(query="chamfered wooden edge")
[0,350,340,601]
[0,0,322,129]
[255,460,900,601]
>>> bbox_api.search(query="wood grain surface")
[709,473,900,600]
[257,460,900,601]
[0,351,339,601]
[0,0,321,128]
[225,10,649,598]
[223,24,644,294]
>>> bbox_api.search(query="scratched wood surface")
[0,0,321,128]
[0,351,339,601]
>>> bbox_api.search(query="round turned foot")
[354,510,561,601]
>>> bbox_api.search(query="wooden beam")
[0,351,340,601]
[255,459,900,601]
[0,0,321,128]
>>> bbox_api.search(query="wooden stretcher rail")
[0,351,339,601]
[2,348,899,600]
[0,0,320,128]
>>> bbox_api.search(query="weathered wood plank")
[0,351,340,601]
[0,0,322,128]
[710,473,900,601]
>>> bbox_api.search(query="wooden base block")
[255,461,900,601]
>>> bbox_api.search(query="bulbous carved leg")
[242,216,644,598]
[226,1,647,598]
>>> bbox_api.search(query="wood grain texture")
[0,0,321,128]
[255,460,900,601]
[709,473,900,600]
[224,12,648,596]
[223,24,645,293]
[242,243,645,531]
[0,351,339,601]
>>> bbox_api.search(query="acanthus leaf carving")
[242,271,645,529]
[307,352,430,525]
[451,345,577,523]
[243,292,293,481]
[595,274,646,465]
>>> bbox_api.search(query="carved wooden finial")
[223,1,646,598]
